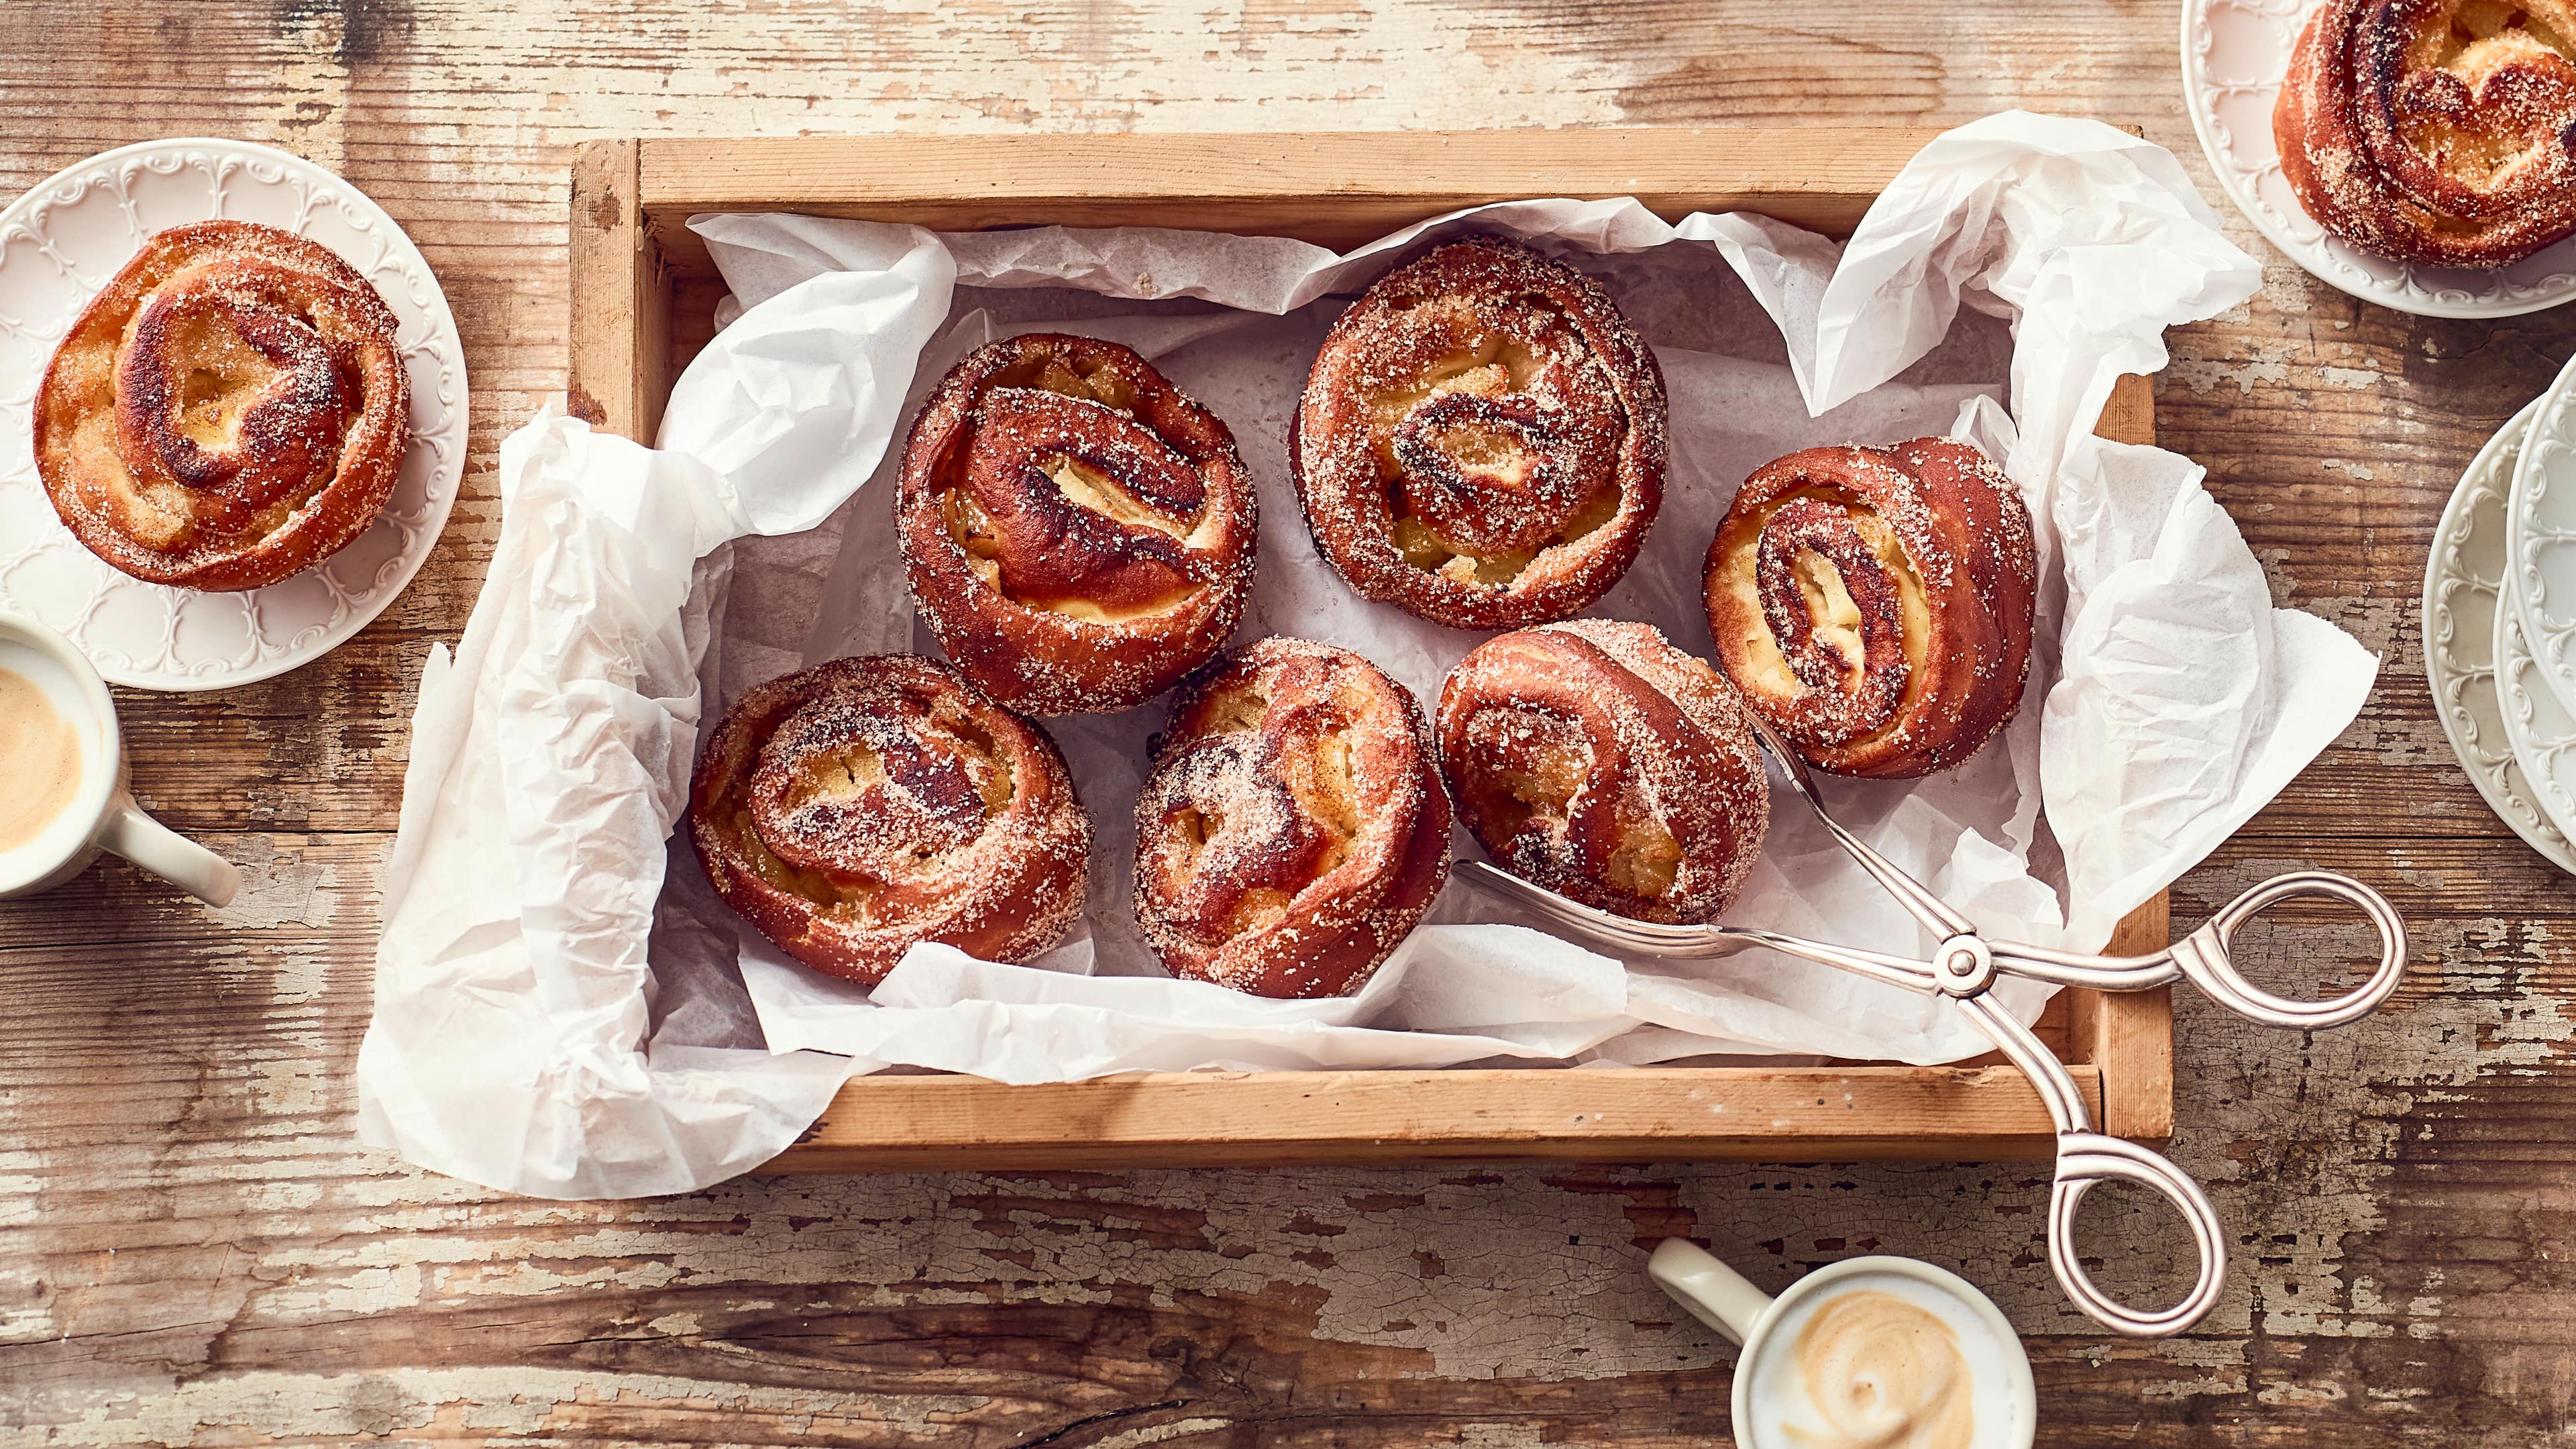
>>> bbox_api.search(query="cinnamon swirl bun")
[1293,235,1666,631]
[1439,621,1768,924]
[898,333,1258,716]
[2275,0,2576,269]
[1133,638,1451,999]
[690,654,1090,985]
[1703,439,2036,780]
[35,219,411,591]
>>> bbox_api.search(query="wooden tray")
[568,129,2174,1171]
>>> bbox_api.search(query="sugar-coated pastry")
[1703,438,2036,780]
[1132,637,1451,998]
[35,219,411,590]
[1438,620,1769,924]
[2275,0,2576,268]
[898,332,1258,716]
[1292,235,1666,630]
[690,654,1090,985]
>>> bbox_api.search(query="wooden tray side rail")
[568,129,2174,1171]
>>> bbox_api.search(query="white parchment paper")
[358,113,2378,1197]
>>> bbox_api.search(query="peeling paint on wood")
[1,0,2572,1444]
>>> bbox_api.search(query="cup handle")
[101,799,241,908]
[1648,1239,1774,1346]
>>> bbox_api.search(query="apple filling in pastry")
[1439,620,1768,925]
[1133,637,1450,999]
[1704,438,2035,780]
[690,653,1091,985]
[1294,235,1666,630]
[898,332,1258,716]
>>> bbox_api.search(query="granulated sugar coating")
[896,332,1259,717]
[1292,234,1667,631]
[2275,0,2576,268]
[1702,437,2036,781]
[1131,637,1452,999]
[688,653,1092,985]
[34,219,411,591]
[1438,620,1770,926]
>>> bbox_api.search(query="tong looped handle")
[2176,870,2408,1031]
[2047,1132,2227,1337]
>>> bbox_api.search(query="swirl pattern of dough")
[1703,439,2035,780]
[898,333,1258,716]
[36,219,411,591]
[2275,0,2576,268]
[1133,638,1451,998]
[1438,620,1769,924]
[1293,235,1666,630]
[690,655,1091,985]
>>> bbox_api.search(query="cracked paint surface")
[3,0,2574,1443]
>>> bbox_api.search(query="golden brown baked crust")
[1132,637,1452,999]
[897,333,1258,716]
[690,653,1090,985]
[2275,0,2576,269]
[35,219,411,591]
[1292,235,1666,631]
[1703,438,2035,780]
[1438,620,1769,925]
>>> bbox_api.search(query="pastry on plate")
[1292,235,1666,630]
[1703,437,2035,779]
[35,219,411,591]
[1132,637,1450,998]
[690,653,1090,984]
[1438,619,1768,924]
[2274,0,2576,269]
[898,332,1258,716]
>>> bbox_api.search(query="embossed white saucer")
[2508,348,2576,724]
[2423,400,2576,875]
[2179,0,2576,318]
[0,138,466,690]
[2497,598,2576,854]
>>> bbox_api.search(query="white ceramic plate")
[2178,0,2576,318]
[2508,347,2576,724]
[0,138,467,690]
[2424,400,2576,874]
[2497,592,2576,849]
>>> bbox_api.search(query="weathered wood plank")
[2,0,2571,1443]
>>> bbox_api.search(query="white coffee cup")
[1650,1238,2037,1449]
[0,611,241,906]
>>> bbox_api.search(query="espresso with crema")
[0,667,83,853]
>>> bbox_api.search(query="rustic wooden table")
[2,3,2565,1445]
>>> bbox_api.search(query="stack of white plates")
[2424,379,2576,875]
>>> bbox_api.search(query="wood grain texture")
[0,1,2567,1444]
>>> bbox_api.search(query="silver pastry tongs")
[1460,712,2408,1338]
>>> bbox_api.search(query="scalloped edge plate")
[2178,0,2576,319]
[2507,345,2576,725]
[2424,398,2576,875]
[0,138,467,690]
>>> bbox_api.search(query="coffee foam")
[0,637,105,868]
[1741,1269,2024,1449]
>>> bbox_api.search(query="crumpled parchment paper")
[358,113,2375,1197]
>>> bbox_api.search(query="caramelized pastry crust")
[1438,621,1769,925]
[1133,638,1451,998]
[690,654,1090,985]
[898,333,1258,716]
[1703,438,2035,780]
[2275,0,2576,268]
[35,219,411,590]
[1292,235,1666,630]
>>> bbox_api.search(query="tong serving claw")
[1460,713,2409,1337]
